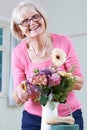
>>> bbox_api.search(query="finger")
[15,85,28,99]
[15,93,24,105]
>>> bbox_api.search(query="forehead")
[17,7,38,22]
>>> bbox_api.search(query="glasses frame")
[17,14,42,27]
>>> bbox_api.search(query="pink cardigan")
[12,34,83,116]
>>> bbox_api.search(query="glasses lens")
[32,14,41,22]
[21,19,30,27]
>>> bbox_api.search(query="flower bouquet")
[23,48,76,130]
[24,48,76,109]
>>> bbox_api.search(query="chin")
[30,31,45,38]
[30,26,45,37]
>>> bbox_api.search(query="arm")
[61,35,84,91]
[12,49,29,105]
[73,75,84,90]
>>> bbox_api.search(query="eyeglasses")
[17,14,42,27]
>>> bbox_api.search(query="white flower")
[58,71,73,78]
[51,48,66,67]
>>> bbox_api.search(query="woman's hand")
[58,70,84,90]
[13,81,29,105]
[73,76,84,90]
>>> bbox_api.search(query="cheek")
[37,19,46,29]
[22,28,30,35]
[38,22,46,33]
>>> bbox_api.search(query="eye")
[32,14,41,20]
[21,19,29,26]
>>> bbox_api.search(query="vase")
[41,101,58,130]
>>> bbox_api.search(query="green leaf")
[39,95,48,106]
[59,93,67,103]
[49,101,55,110]
[33,68,39,75]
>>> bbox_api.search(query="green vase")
[50,124,79,130]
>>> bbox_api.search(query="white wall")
[0,0,87,130]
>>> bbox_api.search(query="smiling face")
[17,10,46,39]
[11,2,48,40]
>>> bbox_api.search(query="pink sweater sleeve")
[12,48,26,89]
[63,36,83,77]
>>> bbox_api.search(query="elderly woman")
[11,2,84,130]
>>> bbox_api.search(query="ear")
[15,25,24,37]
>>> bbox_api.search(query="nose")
[29,19,35,25]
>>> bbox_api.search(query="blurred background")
[0,0,87,130]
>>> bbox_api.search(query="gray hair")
[10,1,48,40]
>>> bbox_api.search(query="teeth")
[30,25,39,31]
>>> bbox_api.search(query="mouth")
[29,25,40,31]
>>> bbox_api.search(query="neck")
[28,33,48,52]
[27,33,52,58]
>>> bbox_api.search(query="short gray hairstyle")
[10,2,48,40]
